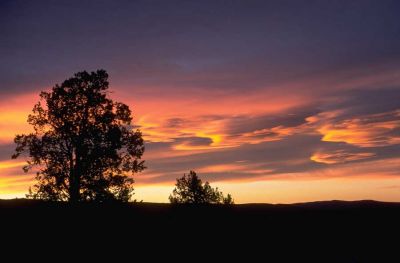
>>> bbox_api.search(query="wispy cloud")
[310,150,375,164]
[311,110,400,147]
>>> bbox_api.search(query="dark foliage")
[12,70,145,202]
[169,170,234,204]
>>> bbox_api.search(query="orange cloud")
[0,111,32,144]
[235,125,299,145]
[310,150,375,164]
[198,163,248,173]
[0,92,40,144]
[308,110,400,147]
[0,176,35,197]
[0,160,27,170]
[135,157,400,203]
[117,84,312,151]
[0,160,35,198]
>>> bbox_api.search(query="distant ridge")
[230,199,400,207]
[1,198,400,209]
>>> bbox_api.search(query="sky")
[1,0,400,203]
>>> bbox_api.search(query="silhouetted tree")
[223,194,234,205]
[169,171,234,204]
[13,70,145,202]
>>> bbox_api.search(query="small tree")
[169,171,234,204]
[223,194,234,205]
[13,70,145,202]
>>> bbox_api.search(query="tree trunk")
[69,168,80,203]
[69,147,81,203]
[69,178,80,203]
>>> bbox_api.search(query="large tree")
[169,171,234,204]
[13,70,145,202]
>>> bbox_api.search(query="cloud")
[314,110,400,147]
[134,84,400,185]
[137,134,324,184]
[231,124,301,145]
[0,143,15,162]
[310,150,375,164]
[333,88,400,116]
[0,174,34,195]
[3,81,400,194]
[0,160,26,170]
[173,136,214,150]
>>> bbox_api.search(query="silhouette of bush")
[223,194,234,205]
[13,70,145,202]
[169,171,234,204]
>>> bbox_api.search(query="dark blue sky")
[1,0,400,94]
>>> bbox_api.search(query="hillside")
[1,199,399,261]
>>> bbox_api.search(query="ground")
[1,199,399,262]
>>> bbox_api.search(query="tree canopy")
[169,171,234,204]
[13,70,145,202]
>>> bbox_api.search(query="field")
[1,199,399,261]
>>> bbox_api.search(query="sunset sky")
[1,0,400,203]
